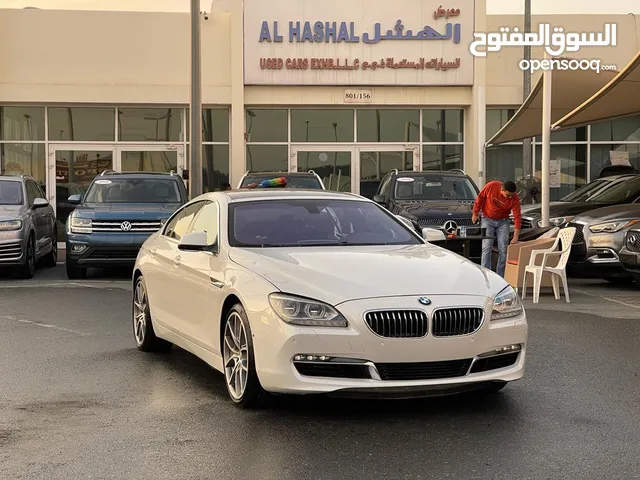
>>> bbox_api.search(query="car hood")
[0,205,26,221]
[521,202,615,220]
[396,200,474,220]
[229,244,507,305]
[573,204,640,225]
[520,201,567,214]
[74,203,181,220]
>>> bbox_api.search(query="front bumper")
[0,230,27,266]
[618,247,640,274]
[249,294,527,396]
[567,227,628,278]
[66,232,152,267]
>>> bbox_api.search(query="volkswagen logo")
[120,221,132,232]
[418,297,431,305]
[443,220,458,235]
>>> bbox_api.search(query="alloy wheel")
[223,312,249,400]
[133,280,147,345]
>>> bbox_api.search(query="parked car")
[0,175,57,278]
[519,174,640,229]
[563,204,640,283]
[372,169,482,262]
[513,174,639,230]
[618,228,640,285]
[132,189,527,408]
[237,171,325,189]
[65,171,188,279]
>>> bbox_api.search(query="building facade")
[1,1,640,248]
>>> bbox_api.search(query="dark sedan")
[564,204,640,283]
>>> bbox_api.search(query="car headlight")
[268,293,348,327]
[589,219,640,234]
[0,219,23,231]
[537,216,572,228]
[491,286,523,320]
[70,215,92,234]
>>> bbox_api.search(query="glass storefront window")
[291,110,354,142]
[186,108,230,142]
[121,151,178,173]
[486,109,516,141]
[0,143,46,185]
[203,145,230,191]
[535,144,587,201]
[589,144,640,180]
[486,145,527,182]
[422,145,463,171]
[246,109,288,142]
[422,109,464,142]
[0,107,45,141]
[591,115,640,142]
[118,108,182,141]
[297,151,352,191]
[357,109,419,142]
[48,107,115,142]
[535,127,586,142]
[246,145,288,172]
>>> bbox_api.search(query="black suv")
[373,169,481,258]
[65,171,188,279]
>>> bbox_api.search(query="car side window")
[163,201,205,241]
[186,201,219,245]
[33,182,46,199]
[379,175,391,196]
[25,181,38,207]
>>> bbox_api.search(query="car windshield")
[83,178,183,203]
[240,175,322,189]
[0,180,23,205]
[229,199,421,247]
[587,176,640,203]
[561,179,608,202]
[393,175,477,201]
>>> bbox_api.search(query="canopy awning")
[553,50,640,130]
[486,66,617,146]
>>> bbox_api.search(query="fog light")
[493,344,521,354]
[293,354,332,362]
[71,244,87,252]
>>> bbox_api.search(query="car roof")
[219,189,365,203]
[96,172,182,179]
[390,170,469,177]
[0,175,25,182]
[244,172,318,177]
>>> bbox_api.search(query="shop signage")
[244,0,474,86]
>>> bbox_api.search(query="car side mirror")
[68,194,82,204]
[422,227,446,243]
[33,198,49,209]
[178,231,211,251]
[373,194,386,205]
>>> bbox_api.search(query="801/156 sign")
[343,89,373,103]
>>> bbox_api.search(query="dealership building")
[1,0,640,247]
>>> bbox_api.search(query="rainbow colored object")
[258,177,287,188]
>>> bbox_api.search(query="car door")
[145,201,206,333]
[176,200,225,353]
[32,181,55,251]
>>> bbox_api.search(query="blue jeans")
[481,217,510,277]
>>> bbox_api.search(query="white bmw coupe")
[132,189,527,408]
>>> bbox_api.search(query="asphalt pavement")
[1,266,639,479]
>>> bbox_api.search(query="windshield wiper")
[296,239,347,245]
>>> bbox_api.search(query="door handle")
[172,255,181,266]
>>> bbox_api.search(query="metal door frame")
[115,144,186,176]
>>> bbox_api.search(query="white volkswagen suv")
[132,189,527,408]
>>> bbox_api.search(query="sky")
[2,0,640,14]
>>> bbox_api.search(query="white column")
[475,85,487,188]
[189,0,203,198]
[228,0,246,188]
[540,52,552,227]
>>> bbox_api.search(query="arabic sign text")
[259,57,461,71]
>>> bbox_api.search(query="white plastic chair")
[522,227,576,304]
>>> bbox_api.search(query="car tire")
[42,232,58,268]
[222,303,267,409]
[132,275,172,352]
[65,262,86,280]
[15,236,36,279]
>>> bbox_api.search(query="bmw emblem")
[418,297,431,305]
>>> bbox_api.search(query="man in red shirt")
[472,180,521,277]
